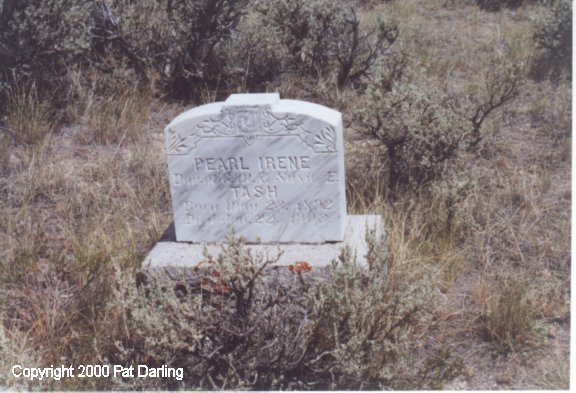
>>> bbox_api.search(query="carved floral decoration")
[167,105,337,155]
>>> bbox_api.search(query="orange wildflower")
[195,259,230,294]
[289,260,312,273]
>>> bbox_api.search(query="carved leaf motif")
[315,126,337,152]
[168,107,335,153]
[267,112,304,134]
[168,129,188,154]
[198,113,232,135]
[285,122,301,131]
[242,135,257,145]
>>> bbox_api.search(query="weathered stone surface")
[142,215,383,273]
[165,93,346,243]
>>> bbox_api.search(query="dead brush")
[343,158,469,385]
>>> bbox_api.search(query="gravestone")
[164,93,346,243]
[143,93,383,272]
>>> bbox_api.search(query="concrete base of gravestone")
[141,215,383,278]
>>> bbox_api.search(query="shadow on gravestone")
[142,93,383,276]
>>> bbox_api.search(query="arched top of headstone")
[164,93,347,243]
[169,93,340,125]
[166,93,342,156]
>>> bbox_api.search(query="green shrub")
[305,247,426,389]
[532,0,572,79]
[0,0,248,107]
[467,62,523,150]
[222,11,288,92]
[415,348,465,389]
[357,59,521,197]
[101,235,441,390]
[93,0,247,99]
[357,74,470,195]
[110,238,312,390]
[257,0,397,89]
[0,0,92,96]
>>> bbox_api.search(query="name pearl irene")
[191,156,311,172]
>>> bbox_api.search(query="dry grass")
[346,0,570,388]
[533,351,570,389]
[0,107,172,388]
[0,132,12,176]
[5,82,54,145]
[480,278,539,352]
[66,69,155,145]
[85,89,152,145]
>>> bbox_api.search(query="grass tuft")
[481,278,539,352]
[5,83,54,145]
[84,88,152,145]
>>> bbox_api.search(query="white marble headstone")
[164,93,346,243]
